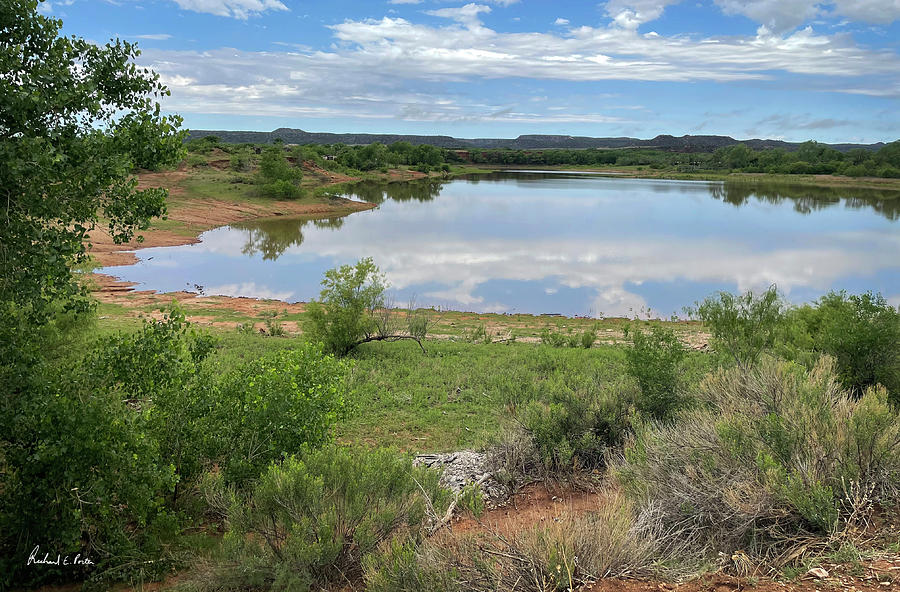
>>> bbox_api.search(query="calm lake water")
[103,173,900,317]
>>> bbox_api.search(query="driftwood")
[351,332,426,353]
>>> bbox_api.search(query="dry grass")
[617,356,900,568]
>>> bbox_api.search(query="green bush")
[617,357,900,560]
[260,179,302,199]
[520,379,632,474]
[90,309,218,500]
[304,258,387,356]
[794,291,900,404]
[688,285,785,369]
[211,345,349,485]
[229,151,251,171]
[89,307,215,402]
[364,540,459,592]
[366,488,664,592]
[185,153,208,167]
[0,311,205,587]
[624,323,687,420]
[191,446,451,591]
[256,145,302,197]
[539,325,597,349]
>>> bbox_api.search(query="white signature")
[27,545,94,567]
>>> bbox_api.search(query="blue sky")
[45,0,900,142]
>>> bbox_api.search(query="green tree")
[687,285,785,369]
[1,0,184,323]
[1,3,185,586]
[304,258,428,356]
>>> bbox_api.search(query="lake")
[102,173,900,318]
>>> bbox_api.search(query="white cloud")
[714,0,821,34]
[141,9,900,120]
[554,17,569,25]
[205,282,295,300]
[134,33,173,40]
[831,0,900,24]
[426,3,492,28]
[604,1,900,34]
[170,0,288,19]
[605,0,683,29]
[714,0,900,33]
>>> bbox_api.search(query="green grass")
[133,324,709,453]
[209,336,629,452]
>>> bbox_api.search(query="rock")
[414,450,508,506]
[807,568,830,580]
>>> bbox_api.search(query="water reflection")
[105,174,900,317]
[235,176,900,261]
[341,178,444,205]
[235,216,345,260]
[712,180,900,221]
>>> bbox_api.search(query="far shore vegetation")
[183,132,900,186]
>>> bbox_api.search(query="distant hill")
[186,128,887,153]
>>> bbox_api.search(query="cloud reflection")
[116,175,900,317]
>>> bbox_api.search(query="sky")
[44,0,900,143]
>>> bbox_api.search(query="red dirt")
[443,484,900,592]
[449,483,603,536]
[581,565,900,592]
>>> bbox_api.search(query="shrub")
[540,327,569,347]
[191,446,452,591]
[185,153,208,167]
[796,291,900,404]
[235,321,255,334]
[624,323,688,420]
[89,307,214,402]
[364,540,459,592]
[463,322,491,344]
[260,310,286,336]
[229,151,251,171]
[617,357,900,561]
[256,145,302,197]
[88,309,220,498]
[688,285,785,369]
[520,380,632,475]
[0,310,213,587]
[260,179,302,199]
[367,489,667,592]
[305,258,387,355]
[211,345,349,485]
[539,325,597,349]
[518,488,666,586]
[580,324,598,349]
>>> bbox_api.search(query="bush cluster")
[256,145,303,198]
[1,308,348,588]
[618,357,900,558]
[187,446,451,592]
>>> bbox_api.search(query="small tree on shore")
[305,258,430,356]
[687,285,785,370]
